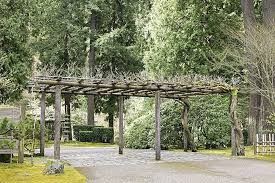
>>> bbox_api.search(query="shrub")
[124,100,184,149]
[124,114,154,149]
[73,125,103,140]
[124,95,248,150]
[79,127,113,143]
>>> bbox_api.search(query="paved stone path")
[44,146,275,183]
[45,146,230,167]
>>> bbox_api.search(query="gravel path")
[45,146,275,183]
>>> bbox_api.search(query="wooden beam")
[155,91,161,160]
[118,96,124,154]
[34,79,228,94]
[62,85,74,91]
[54,85,61,160]
[31,89,215,99]
[40,92,46,156]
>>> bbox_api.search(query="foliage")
[124,98,183,149]
[142,0,242,76]
[79,128,114,143]
[0,0,32,103]
[266,113,275,133]
[0,115,40,155]
[124,113,154,149]
[124,95,248,149]
[188,96,232,148]
[0,118,16,150]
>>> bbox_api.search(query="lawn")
[0,158,86,183]
[200,146,275,162]
[47,140,115,147]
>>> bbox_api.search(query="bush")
[79,127,113,143]
[73,125,103,140]
[124,95,248,150]
[124,114,154,149]
[124,99,184,149]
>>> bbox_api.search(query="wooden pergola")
[28,75,244,160]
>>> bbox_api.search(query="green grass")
[0,158,86,183]
[200,146,275,162]
[47,140,115,147]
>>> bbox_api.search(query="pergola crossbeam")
[29,77,229,100]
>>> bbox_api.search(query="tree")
[0,0,32,103]
[143,0,242,76]
[240,0,275,144]
[241,0,259,145]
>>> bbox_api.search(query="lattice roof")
[28,75,232,99]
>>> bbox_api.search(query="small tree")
[0,118,16,163]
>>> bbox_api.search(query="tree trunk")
[108,113,114,128]
[181,99,196,152]
[247,94,260,145]
[241,0,259,146]
[260,0,275,136]
[263,0,275,26]
[241,0,256,30]
[229,90,245,156]
[87,11,96,126]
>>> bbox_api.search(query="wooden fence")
[0,107,21,123]
[256,134,275,154]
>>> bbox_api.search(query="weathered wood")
[32,89,211,99]
[182,100,188,152]
[32,79,229,96]
[64,95,72,140]
[40,92,46,156]
[181,99,196,152]
[155,92,161,160]
[229,90,245,156]
[87,95,95,126]
[231,126,237,156]
[54,86,61,160]
[18,102,27,163]
[118,96,124,154]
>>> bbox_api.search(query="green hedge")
[79,128,114,143]
[73,125,103,140]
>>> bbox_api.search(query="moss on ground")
[0,158,86,183]
[47,140,115,147]
[200,146,275,162]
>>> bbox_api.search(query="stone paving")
[44,146,275,183]
[44,146,231,167]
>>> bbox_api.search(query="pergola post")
[54,85,61,160]
[40,92,46,156]
[229,88,245,156]
[118,96,124,154]
[87,95,95,126]
[64,95,72,140]
[155,92,161,160]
